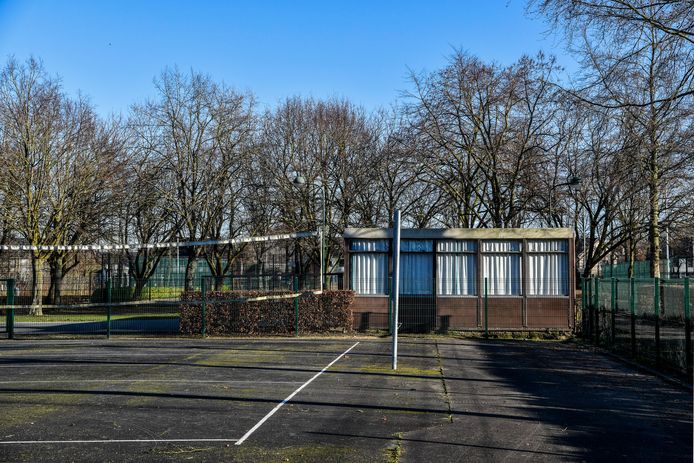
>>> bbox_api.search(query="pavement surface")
[0,337,691,462]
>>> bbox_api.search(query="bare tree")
[257,97,382,283]
[130,68,255,290]
[407,51,562,228]
[116,143,179,299]
[531,0,694,277]
[0,57,121,313]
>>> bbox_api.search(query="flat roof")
[343,228,574,240]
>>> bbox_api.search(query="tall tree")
[0,58,120,313]
[130,68,255,290]
[407,51,562,228]
[531,0,694,277]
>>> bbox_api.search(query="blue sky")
[0,0,575,117]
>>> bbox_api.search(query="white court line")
[0,438,237,445]
[0,379,302,385]
[235,341,359,446]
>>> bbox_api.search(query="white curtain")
[438,240,476,253]
[483,241,522,252]
[350,240,388,252]
[437,254,476,295]
[528,253,568,295]
[350,253,387,294]
[483,254,521,295]
[400,253,433,295]
[527,240,567,252]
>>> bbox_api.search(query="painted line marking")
[0,438,238,445]
[0,380,303,385]
[235,341,360,446]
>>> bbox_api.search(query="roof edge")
[343,228,574,240]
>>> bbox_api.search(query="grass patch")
[353,364,440,377]
[441,330,572,341]
[384,432,404,463]
[149,446,215,456]
[233,444,355,462]
[196,348,288,367]
[0,392,90,429]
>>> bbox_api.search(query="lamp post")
[293,174,326,292]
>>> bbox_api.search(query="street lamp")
[293,174,326,292]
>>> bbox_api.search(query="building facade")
[343,228,575,332]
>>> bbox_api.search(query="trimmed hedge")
[180,290,354,336]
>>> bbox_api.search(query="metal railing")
[580,277,692,381]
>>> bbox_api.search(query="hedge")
[179,290,355,336]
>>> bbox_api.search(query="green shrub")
[179,290,354,336]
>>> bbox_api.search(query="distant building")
[343,228,575,332]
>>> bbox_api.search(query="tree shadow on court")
[0,356,504,383]
[464,340,693,462]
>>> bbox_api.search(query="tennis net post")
[5,279,15,339]
[106,276,112,339]
[201,277,207,337]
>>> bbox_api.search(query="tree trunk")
[133,278,146,300]
[647,33,661,280]
[48,254,64,305]
[626,222,637,279]
[30,254,45,316]
[184,254,197,292]
[648,148,660,279]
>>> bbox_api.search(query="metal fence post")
[630,277,636,358]
[654,277,660,368]
[684,278,691,381]
[201,277,207,337]
[106,276,112,339]
[484,277,489,338]
[294,275,299,337]
[594,278,600,345]
[587,277,593,340]
[581,277,586,336]
[611,278,616,347]
[6,279,15,340]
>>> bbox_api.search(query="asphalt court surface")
[0,337,691,462]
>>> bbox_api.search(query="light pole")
[293,174,326,292]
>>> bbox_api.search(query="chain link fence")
[580,277,693,381]
[1,273,332,338]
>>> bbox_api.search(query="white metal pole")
[319,226,324,292]
[665,227,670,279]
[392,209,401,370]
[320,179,325,292]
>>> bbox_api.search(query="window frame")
[436,240,477,297]
[481,240,523,297]
[348,239,390,296]
[399,240,434,295]
[526,239,569,297]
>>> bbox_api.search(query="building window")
[349,240,389,295]
[400,240,433,295]
[482,240,522,295]
[527,240,569,296]
[437,240,476,295]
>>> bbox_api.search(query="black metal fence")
[580,277,693,381]
[0,273,331,338]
